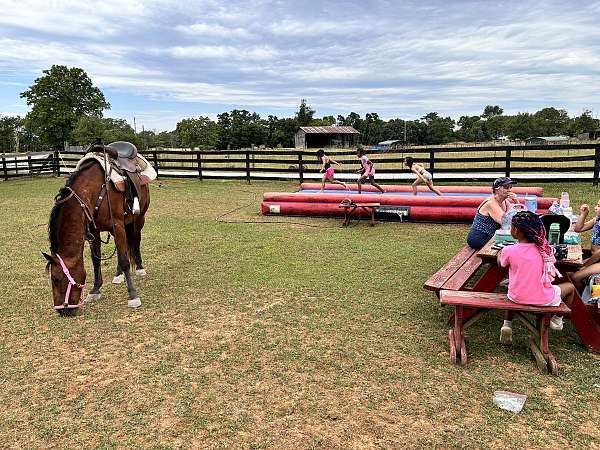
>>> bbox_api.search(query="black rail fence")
[2,143,600,185]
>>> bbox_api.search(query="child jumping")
[356,147,385,194]
[403,157,443,196]
[316,149,348,192]
[498,211,575,343]
[571,200,600,292]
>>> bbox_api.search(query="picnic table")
[424,238,600,374]
[338,202,380,227]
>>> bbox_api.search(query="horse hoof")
[128,297,141,308]
[85,292,102,303]
[136,268,146,277]
[112,274,125,284]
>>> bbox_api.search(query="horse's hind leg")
[133,217,146,276]
[114,223,141,308]
[86,232,104,303]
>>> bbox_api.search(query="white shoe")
[500,325,513,344]
[550,315,564,331]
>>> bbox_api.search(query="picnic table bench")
[338,201,380,227]
[424,239,600,374]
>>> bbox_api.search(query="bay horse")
[43,149,150,314]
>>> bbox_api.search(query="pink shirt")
[499,243,555,305]
[361,155,374,176]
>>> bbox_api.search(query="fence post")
[152,150,158,173]
[245,149,251,184]
[14,155,18,176]
[27,153,32,175]
[54,149,60,177]
[2,154,7,180]
[505,148,511,177]
[298,151,304,184]
[594,146,600,187]
[429,149,435,175]
[196,150,203,181]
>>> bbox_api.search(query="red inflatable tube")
[300,183,545,196]
[262,202,550,223]
[263,192,555,209]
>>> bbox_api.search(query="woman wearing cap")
[466,177,520,249]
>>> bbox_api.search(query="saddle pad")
[75,153,157,191]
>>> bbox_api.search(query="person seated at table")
[498,211,575,343]
[571,200,600,292]
[316,149,349,192]
[466,177,520,250]
[356,147,385,194]
[404,157,443,196]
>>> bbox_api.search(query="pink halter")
[54,254,85,310]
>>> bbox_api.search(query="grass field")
[0,177,599,449]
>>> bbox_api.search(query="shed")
[375,139,403,151]
[294,126,359,149]
[525,136,570,144]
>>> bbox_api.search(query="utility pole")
[133,116,137,134]
[404,120,407,144]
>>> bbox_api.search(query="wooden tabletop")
[477,239,583,270]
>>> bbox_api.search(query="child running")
[356,147,385,194]
[571,200,600,292]
[316,149,348,192]
[498,211,575,343]
[403,157,443,196]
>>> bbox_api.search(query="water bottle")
[548,223,561,245]
[560,192,570,209]
[501,203,525,230]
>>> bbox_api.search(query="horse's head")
[43,252,86,314]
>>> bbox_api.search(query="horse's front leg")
[114,222,141,308]
[133,217,146,276]
[85,232,103,303]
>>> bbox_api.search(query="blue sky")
[1,0,599,132]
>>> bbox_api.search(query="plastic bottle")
[548,223,561,245]
[524,195,538,213]
[560,192,570,209]
[501,203,526,230]
[549,200,561,215]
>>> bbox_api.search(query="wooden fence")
[2,143,600,184]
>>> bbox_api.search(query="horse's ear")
[42,251,55,263]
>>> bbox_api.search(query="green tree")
[569,110,599,136]
[295,99,315,127]
[421,112,455,144]
[0,115,23,151]
[73,116,139,147]
[481,105,503,119]
[176,116,219,149]
[532,107,569,136]
[20,65,110,148]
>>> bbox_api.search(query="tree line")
[1,65,599,152]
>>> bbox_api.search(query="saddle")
[79,141,157,213]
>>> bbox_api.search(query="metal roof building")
[294,126,359,149]
[525,136,570,144]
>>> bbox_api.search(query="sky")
[1,0,600,132]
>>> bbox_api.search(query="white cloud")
[165,45,277,61]
[176,23,253,39]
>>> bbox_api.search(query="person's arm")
[583,251,600,267]
[412,166,428,183]
[319,159,325,172]
[329,158,341,166]
[483,200,505,225]
[574,204,594,232]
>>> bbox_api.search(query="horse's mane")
[48,159,99,253]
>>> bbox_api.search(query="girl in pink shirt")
[498,211,575,343]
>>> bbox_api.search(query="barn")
[294,126,359,149]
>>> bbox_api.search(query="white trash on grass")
[493,390,527,413]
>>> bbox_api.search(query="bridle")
[53,253,86,310]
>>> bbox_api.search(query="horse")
[43,147,150,314]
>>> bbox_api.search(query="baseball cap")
[493,177,516,190]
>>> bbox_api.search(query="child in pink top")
[498,211,575,344]
[356,147,385,194]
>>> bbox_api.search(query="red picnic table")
[425,238,600,375]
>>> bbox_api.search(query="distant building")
[525,136,570,144]
[375,139,403,151]
[294,126,359,149]
[577,130,600,140]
